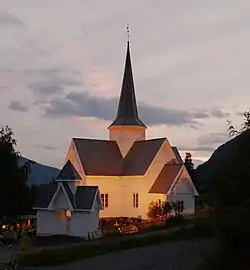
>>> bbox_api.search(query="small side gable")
[56,160,82,181]
[168,166,199,196]
[66,139,85,177]
[48,183,74,210]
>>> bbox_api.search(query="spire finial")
[126,24,130,42]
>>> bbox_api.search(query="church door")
[56,210,67,235]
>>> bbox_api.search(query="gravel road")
[25,238,218,270]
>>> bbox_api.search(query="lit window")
[133,193,139,208]
[56,209,65,220]
[66,210,71,220]
[101,193,109,208]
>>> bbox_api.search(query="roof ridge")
[73,138,113,142]
[142,137,166,142]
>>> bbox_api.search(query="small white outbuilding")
[33,161,103,239]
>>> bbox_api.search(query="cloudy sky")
[1,0,249,168]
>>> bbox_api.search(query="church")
[60,40,198,220]
[34,39,198,228]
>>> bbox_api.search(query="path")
[24,238,218,270]
[0,244,19,264]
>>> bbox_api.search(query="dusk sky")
[1,0,249,168]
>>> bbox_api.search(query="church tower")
[108,39,147,157]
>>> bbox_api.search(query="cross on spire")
[126,24,130,42]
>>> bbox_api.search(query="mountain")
[18,156,60,186]
[193,159,204,168]
[194,129,250,190]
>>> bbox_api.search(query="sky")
[0,0,249,168]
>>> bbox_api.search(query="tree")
[184,152,194,176]
[0,125,33,218]
[147,200,182,219]
[227,110,250,137]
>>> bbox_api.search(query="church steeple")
[108,29,146,157]
[109,38,146,128]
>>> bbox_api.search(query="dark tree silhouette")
[227,110,250,137]
[0,125,33,218]
[184,152,194,176]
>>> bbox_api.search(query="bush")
[165,216,184,228]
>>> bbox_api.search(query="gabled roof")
[171,147,183,163]
[123,138,166,175]
[149,164,183,194]
[34,182,99,211]
[74,186,98,210]
[62,182,75,207]
[73,137,165,176]
[33,183,58,209]
[73,138,123,176]
[109,41,146,128]
[56,160,82,181]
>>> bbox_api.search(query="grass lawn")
[17,220,214,267]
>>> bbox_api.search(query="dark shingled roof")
[62,183,98,210]
[149,164,183,194]
[33,183,58,208]
[74,186,98,210]
[34,182,99,211]
[62,182,75,208]
[123,138,166,175]
[56,160,82,181]
[171,147,183,163]
[73,138,123,176]
[73,138,166,176]
[109,42,146,128]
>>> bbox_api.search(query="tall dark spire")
[110,37,146,128]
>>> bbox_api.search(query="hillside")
[18,156,60,186]
[192,159,204,168]
[194,129,250,190]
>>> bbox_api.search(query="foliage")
[0,125,33,218]
[147,200,181,219]
[184,152,194,176]
[227,109,250,137]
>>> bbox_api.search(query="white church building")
[34,39,198,236]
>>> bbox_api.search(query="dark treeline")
[0,125,38,219]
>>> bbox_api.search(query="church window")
[101,193,109,208]
[176,201,184,213]
[133,193,139,208]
